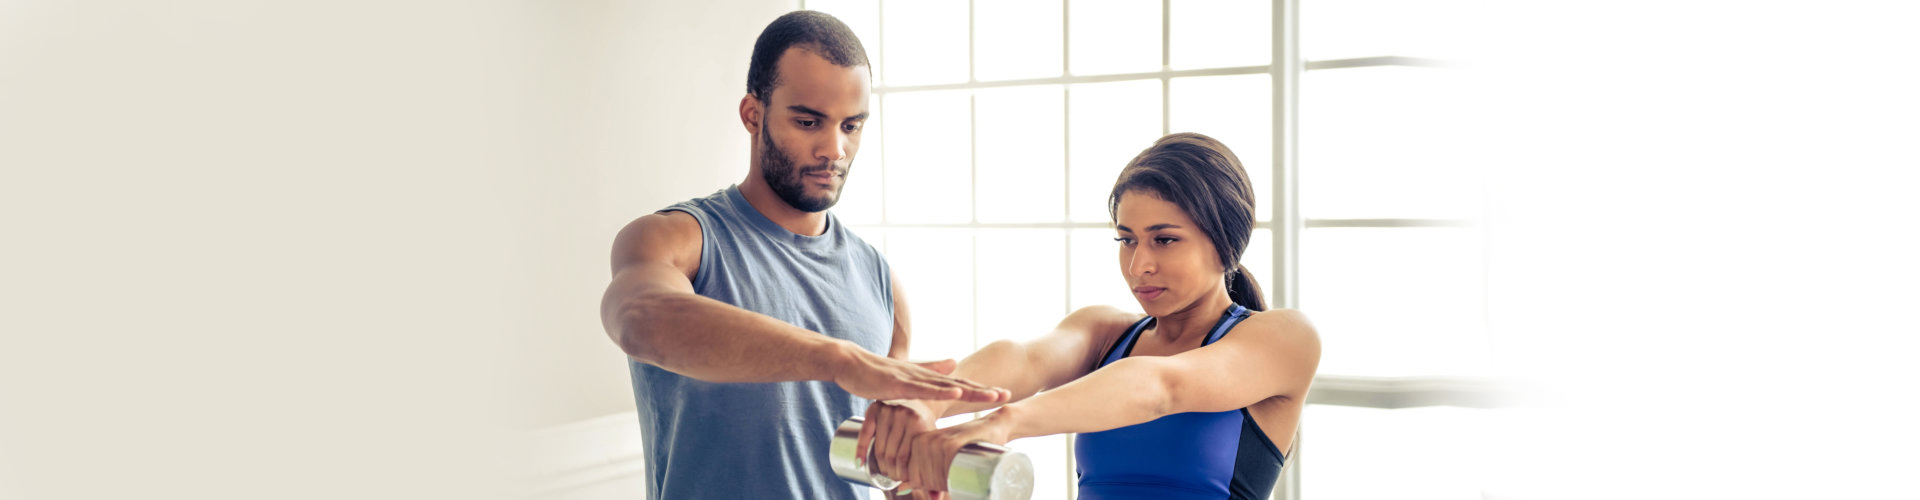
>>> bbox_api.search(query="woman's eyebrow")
[1113,223,1183,232]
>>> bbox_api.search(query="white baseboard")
[524,411,647,498]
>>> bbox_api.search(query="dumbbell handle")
[829,416,1034,500]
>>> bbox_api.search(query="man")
[599,10,1007,499]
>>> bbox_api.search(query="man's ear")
[739,94,762,135]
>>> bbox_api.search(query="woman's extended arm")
[857,305,1139,486]
[931,305,1142,417]
[901,309,1322,492]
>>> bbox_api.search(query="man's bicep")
[602,212,703,332]
[608,259,697,302]
[601,213,705,362]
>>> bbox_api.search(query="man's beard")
[759,124,847,214]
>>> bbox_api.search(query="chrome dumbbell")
[830,416,1034,500]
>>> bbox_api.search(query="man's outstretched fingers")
[953,383,1009,403]
[910,381,963,401]
[911,369,1000,403]
[914,358,957,375]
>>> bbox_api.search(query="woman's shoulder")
[1236,308,1322,349]
[1065,304,1149,331]
[1244,307,1311,325]
[1058,305,1150,350]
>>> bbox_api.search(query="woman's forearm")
[926,340,1049,417]
[997,356,1175,440]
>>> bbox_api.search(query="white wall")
[508,0,800,431]
[0,0,796,498]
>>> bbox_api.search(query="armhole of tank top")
[656,207,711,291]
[1115,318,1153,360]
[877,254,894,318]
[1239,408,1287,464]
[1092,318,1151,372]
[1201,305,1253,347]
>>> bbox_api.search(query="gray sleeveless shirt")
[629,185,893,499]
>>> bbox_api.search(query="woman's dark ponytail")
[1228,263,1267,312]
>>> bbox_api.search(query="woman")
[858,132,1322,499]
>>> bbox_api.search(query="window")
[1296,1,1534,499]
[803,1,1522,498]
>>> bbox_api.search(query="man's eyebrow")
[787,106,868,123]
[786,105,827,118]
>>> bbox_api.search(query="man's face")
[756,47,871,213]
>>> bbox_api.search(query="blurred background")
[3,1,1916,499]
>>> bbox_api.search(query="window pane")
[974,0,1063,81]
[1300,66,1487,220]
[835,94,885,224]
[975,229,1068,343]
[847,225,886,255]
[883,90,972,223]
[1068,79,1162,223]
[975,85,1066,223]
[1302,406,1501,500]
[1169,0,1270,70]
[1019,433,1072,500]
[1068,228,1138,312]
[1301,0,1487,62]
[1170,74,1272,222]
[805,0,883,83]
[882,228,976,361]
[1301,227,1489,376]
[1067,0,1161,76]
[882,0,969,85]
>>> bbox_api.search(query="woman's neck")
[1151,289,1236,346]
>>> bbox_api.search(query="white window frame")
[807,1,1525,498]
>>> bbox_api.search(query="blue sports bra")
[1072,304,1285,500]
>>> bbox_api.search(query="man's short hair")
[746,10,871,104]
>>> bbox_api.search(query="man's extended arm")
[599,211,1006,403]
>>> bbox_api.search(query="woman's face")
[1113,190,1226,317]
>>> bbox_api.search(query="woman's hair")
[1107,132,1266,312]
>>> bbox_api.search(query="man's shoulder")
[662,187,734,214]
[620,187,736,245]
[610,210,704,272]
[623,210,701,241]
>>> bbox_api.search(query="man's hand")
[856,400,945,499]
[832,348,1009,403]
[857,401,935,485]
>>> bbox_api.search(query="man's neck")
[738,178,828,237]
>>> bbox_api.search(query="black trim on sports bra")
[1091,317,1154,373]
[1239,408,1285,462]
[1114,305,1248,363]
